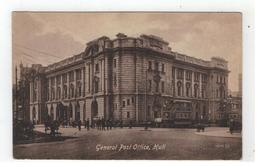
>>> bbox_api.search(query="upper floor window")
[122,101,126,107]
[186,82,191,97]
[172,67,175,78]
[51,77,55,86]
[132,97,135,103]
[69,71,74,82]
[161,81,165,93]
[186,71,192,81]
[127,99,130,105]
[95,63,99,73]
[177,81,183,96]
[76,69,82,80]
[113,73,117,86]
[194,84,199,98]
[194,72,200,82]
[155,62,159,71]
[148,61,152,70]
[148,80,152,92]
[177,69,184,79]
[113,59,117,68]
[62,73,67,83]
[161,64,165,73]
[57,75,61,85]
[202,74,208,83]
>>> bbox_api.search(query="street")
[13,127,242,160]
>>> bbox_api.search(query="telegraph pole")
[15,65,18,121]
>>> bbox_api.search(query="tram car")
[172,100,192,127]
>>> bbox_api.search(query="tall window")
[69,84,74,98]
[155,62,159,71]
[57,87,61,99]
[113,59,117,68]
[186,71,192,81]
[94,80,99,93]
[69,71,74,82]
[172,67,175,79]
[148,80,152,92]
[122,101,126,107]
[161,64,165,73]
[147,106,151,118]
[148,61,152,70]
[76,82,82,97]
[194,84,199,98]
[161,81,165,93]
[194,72,200,82]
[155,81,159,92]
[127,99,130,105]
[62,73,67,83]
[186,82,191,97]
[177,69,184,79]
[63,85,67,98]
[201,85,206,98]
[127,112,130,118]
[76,69,82,80]
[113,73,117,86]
[177,81,182,96]
[95,63,99,73]
[57,75,61,85]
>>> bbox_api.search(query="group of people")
[94,117,113,130]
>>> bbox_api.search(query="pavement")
[35,125,242,138]
[194,127,242,138]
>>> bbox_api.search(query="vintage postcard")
[12,12,242,160]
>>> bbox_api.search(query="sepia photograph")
[12,12,242,160]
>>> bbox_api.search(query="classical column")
[199,73,202,98]
[191,72,194,97]
[183,70,186,97]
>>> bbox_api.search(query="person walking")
[86,118,90,131]
[84,119,87,129]
[106,120,110,130]
[78,120,82,131]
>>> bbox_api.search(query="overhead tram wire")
[13,43,65,60]
[14,49,55,65]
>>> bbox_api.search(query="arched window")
[177,81,182,96]
[194,84,199,98]
[186,82,191,97]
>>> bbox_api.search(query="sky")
[12,12,242,91]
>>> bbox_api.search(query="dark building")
[21,33,229,126]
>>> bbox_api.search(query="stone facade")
[28,33,229,126]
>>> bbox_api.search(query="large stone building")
[26,33,229,126]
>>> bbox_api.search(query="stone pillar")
[199,73,202,98]
[191,72,194,97]
[183,70,186,97]
[81,68,84,97]
[175,68,177,96]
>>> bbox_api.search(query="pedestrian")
[78,120,82,131]
[109,119,113,130]
[129,120,132,129]
[86,118,90,130]
[84,119,87,128]
[120,120,123,128]
[102,117,105,131]
[106,120,110,130]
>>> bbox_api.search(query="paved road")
[13,127,242,160]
